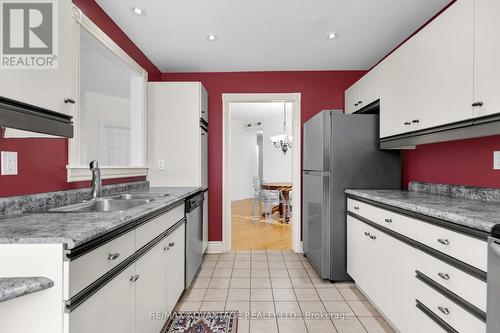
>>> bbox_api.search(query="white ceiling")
[95,0,449,72]
[231,102,290,123]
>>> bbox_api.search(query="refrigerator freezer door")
[303,111,331,171]
[302,171,331,279]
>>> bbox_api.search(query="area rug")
[161,311,238,333]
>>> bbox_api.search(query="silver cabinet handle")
[169,242,175,248]
[364,232,370,237]
[370,235,376,240]
[164,245,171,251]
[437,306,450,315]
[354,206,360,210]
[404,121,411,125]
[107,253,120,261]
[438,272,450,280]
[130,274,140,283]
[438,239,450,245]
[384,218,392,223]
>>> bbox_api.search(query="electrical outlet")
[1,151,18,175]
[494,152,500,170]
[158,159,165,170]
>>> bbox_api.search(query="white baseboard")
[206,241,224,253]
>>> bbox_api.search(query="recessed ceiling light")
[207,34,218,41]
[327,32,338,40]
[131,7,146,16]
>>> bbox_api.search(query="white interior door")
[99,124,131,165]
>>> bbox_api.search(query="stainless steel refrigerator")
[302,110,401,281]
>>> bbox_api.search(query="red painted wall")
[162,71,366,241]
[0,0,159,198]
[402,135,500,190]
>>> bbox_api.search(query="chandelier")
[270,103,292,154]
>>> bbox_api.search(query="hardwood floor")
[231,199,291,250]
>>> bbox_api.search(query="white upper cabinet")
[0,0,77,114]
[412,0,474,130]
[379,40,415,138]
[344,83,360,114]
[473,0,500,118]
[345,68,383,114]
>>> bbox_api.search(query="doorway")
[222,93,302,253]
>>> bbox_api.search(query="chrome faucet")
[90,160,102,199]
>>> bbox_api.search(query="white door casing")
[222,93,302,253]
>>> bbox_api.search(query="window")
[67,10,148,181]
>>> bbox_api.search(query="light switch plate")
[494,152,500,170]
[1,151,18,175]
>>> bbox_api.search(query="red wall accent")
[402,135,500,190]
[0,1,157,198]
[162,71,366,241]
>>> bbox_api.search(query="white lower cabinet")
[67,220,187,333]
[347,216,416,333]
[347,199,487,333]
[166,223,186,314]
[135,240,168,333]
[68,265,136,333]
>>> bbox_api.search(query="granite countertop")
[345,185,500,233]
[0,277,54,303]
[0,187,201,249]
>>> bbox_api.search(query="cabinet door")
[346,216,372,294]
[474,0,500,118]
[379,39,415,138]
[69,265,135,333]
[0,0,76,115]
[359,66,382,108]
[344,83,360,114]
[412,0,474,130]
[166,223,186,314]
[375,230,417,333]
[135,241,168,333]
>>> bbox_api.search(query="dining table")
[261,182,293,222]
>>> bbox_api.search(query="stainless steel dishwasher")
[185,192,204,288]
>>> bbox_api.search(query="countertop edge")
[345,190,495,235]
[0,277,54,303]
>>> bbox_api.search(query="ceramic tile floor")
[176,250,395,333]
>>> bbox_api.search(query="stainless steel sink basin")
[48,198,154,213]
[112,193,170,200]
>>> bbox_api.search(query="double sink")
[47,193,170,213]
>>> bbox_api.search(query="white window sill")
[66,165,148,182]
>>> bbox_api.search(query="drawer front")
[416,279,486,333]
[416,249,486,312]
[415,221,487,271]
[347,198,416,239]
[68,265,135,333]
[135,204,184,250]
[69,230,135,299]
[415,303,450,333]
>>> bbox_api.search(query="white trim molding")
[222,93,302,253]
[67,6,149,182]
[206,242,224,254]
[66,166,148,182]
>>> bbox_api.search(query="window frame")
[67,6,148,182]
